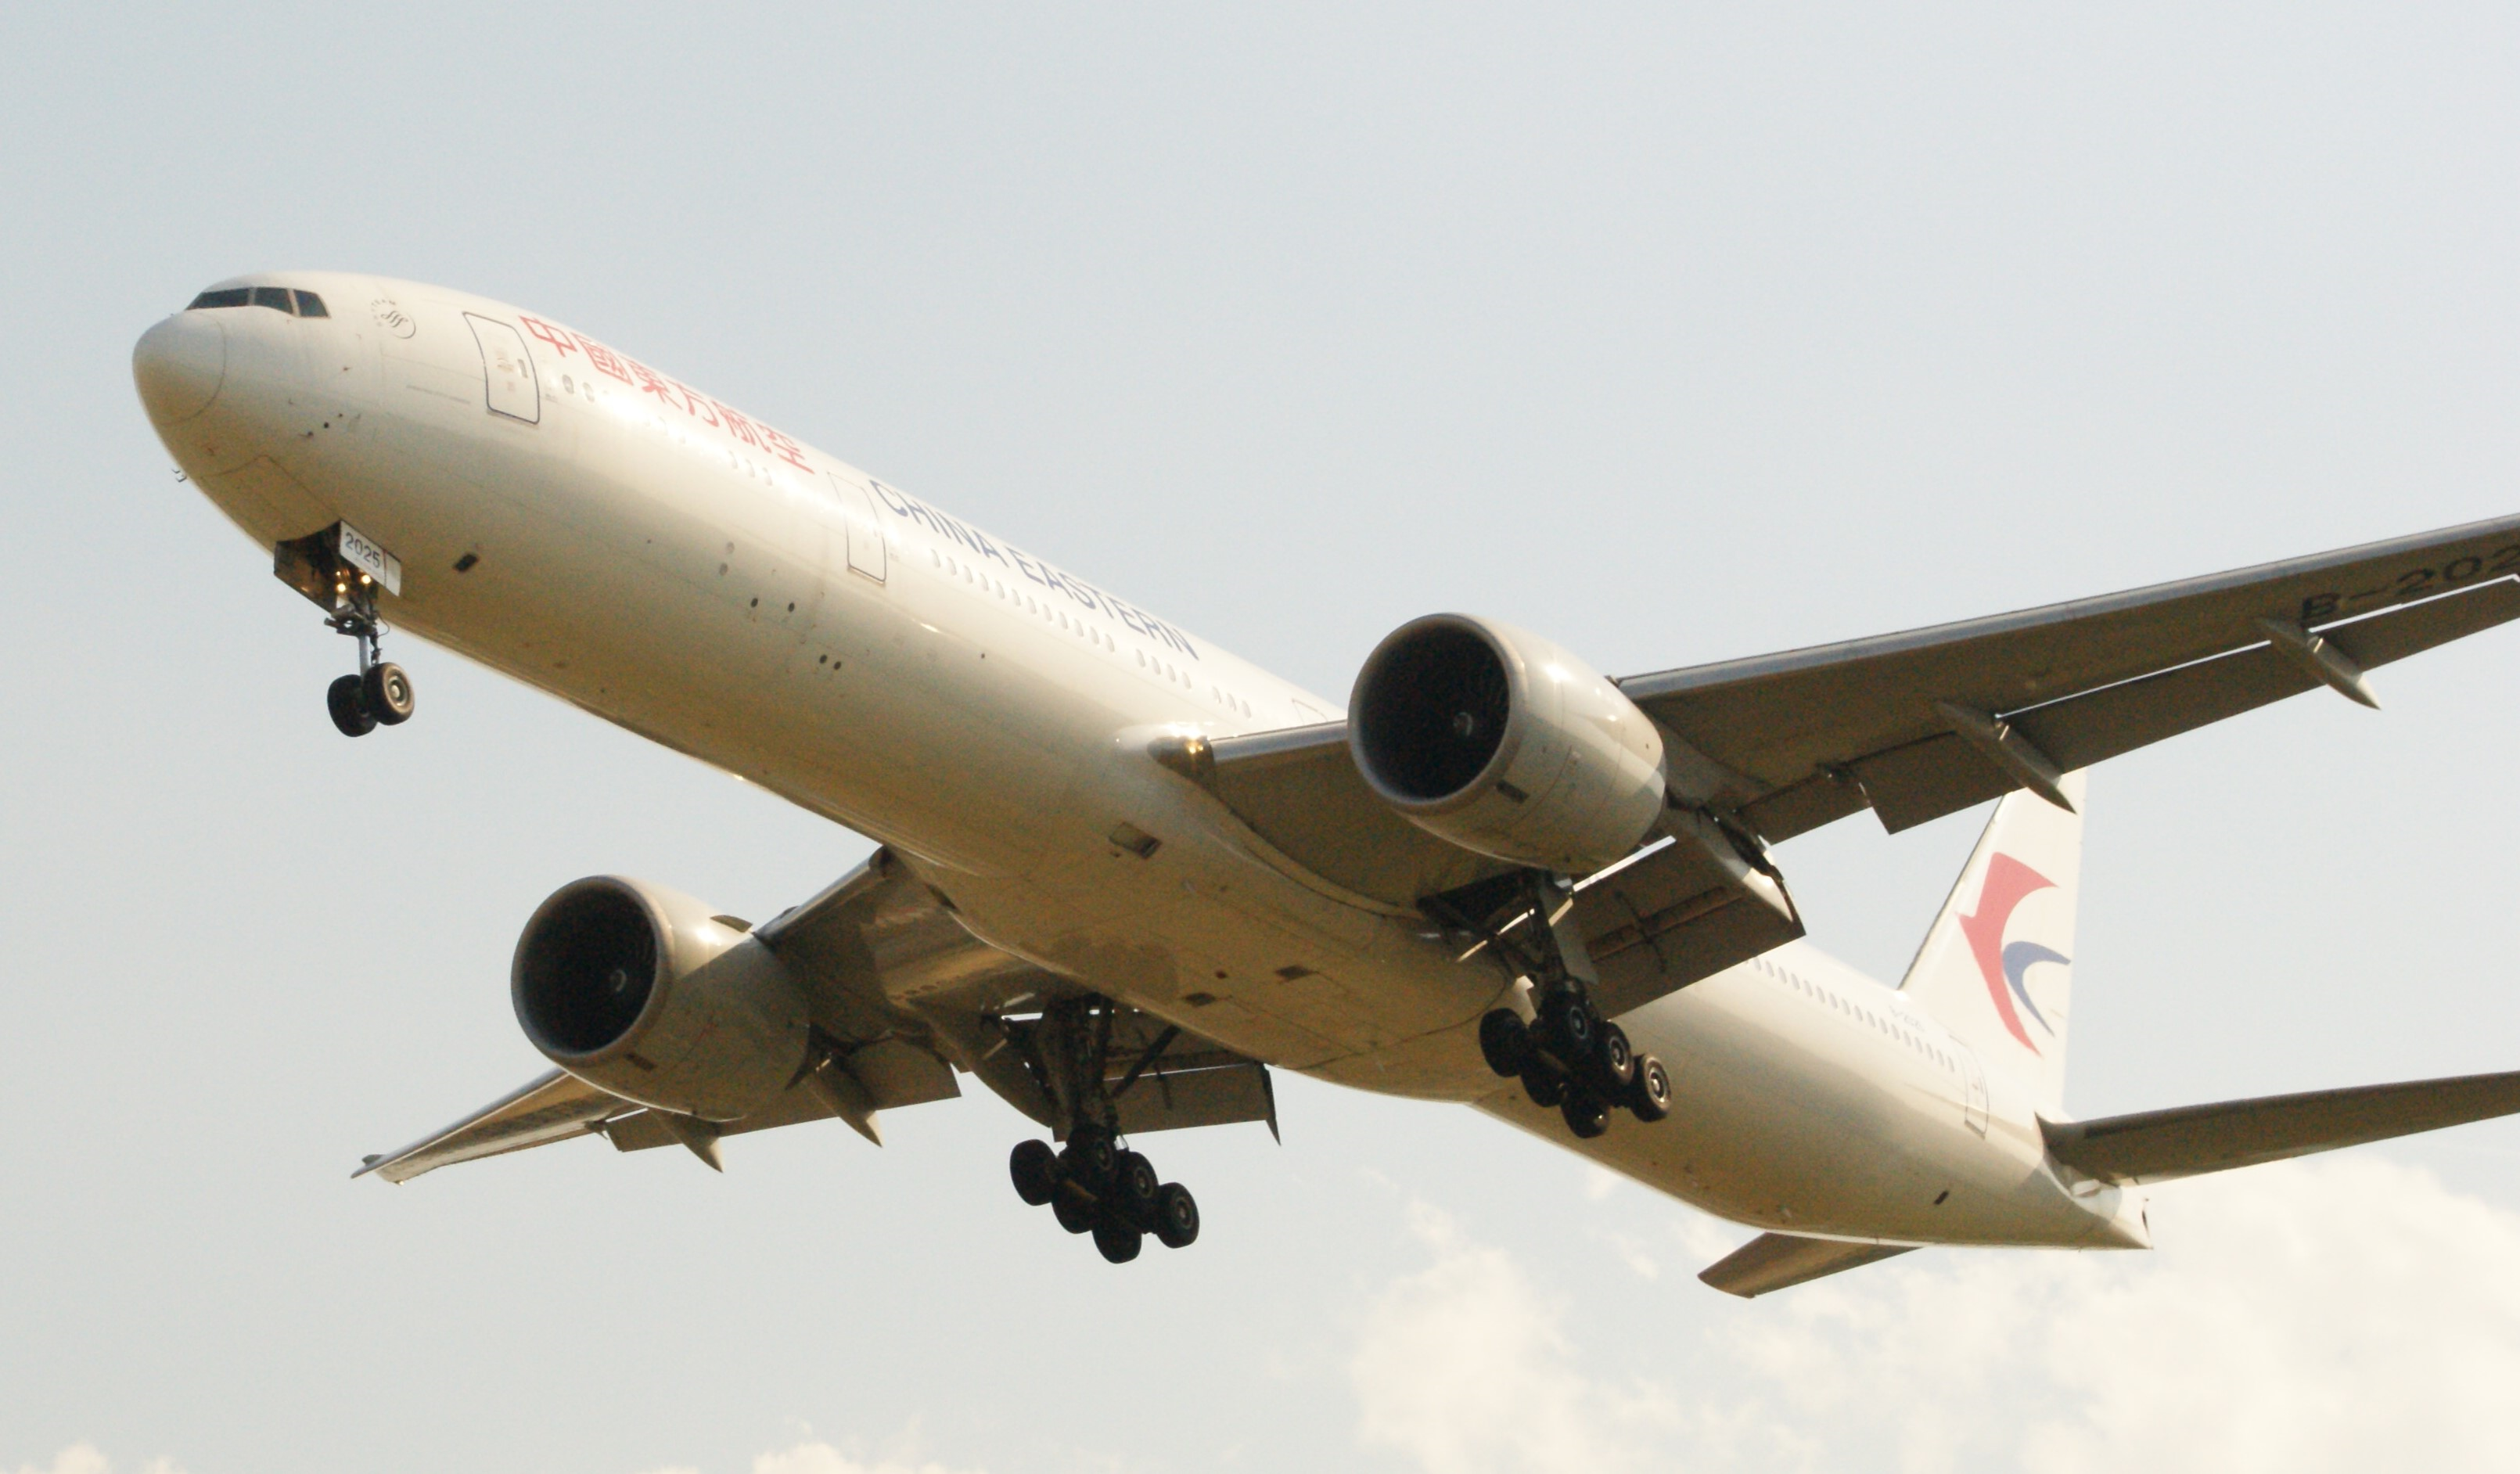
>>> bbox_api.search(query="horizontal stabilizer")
[2044,1069,2520,1185]
[1698,1232,1915,1298]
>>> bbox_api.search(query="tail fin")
[1900,771,2086,1114]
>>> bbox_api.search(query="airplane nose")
[132,312,227,424]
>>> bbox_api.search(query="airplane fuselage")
[135,273,2142,1253]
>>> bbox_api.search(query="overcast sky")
[9,6,2520,1472]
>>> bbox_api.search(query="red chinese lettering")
[573,332,631,383]
[631,360,679,407]
[716,399,764,448]
[675,382,720,427]
[519,316,577,358]
[761,424,811,471]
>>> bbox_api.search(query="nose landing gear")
[322,607,415,739]
[276,523,417,739]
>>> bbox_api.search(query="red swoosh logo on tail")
[1957,854,2054,1053]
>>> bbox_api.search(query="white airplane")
[133,273,2520,1295]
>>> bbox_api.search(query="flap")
[354,1069,628,1184]
[1622,518,2520,842]
[1698,1232,1915,1298]
[1571,811,1806,1018]
[2044,1069,2520,1185]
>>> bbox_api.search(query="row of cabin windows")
[187,286,329,318]
[928,544,1246,704]
[1756,955,1958,1074]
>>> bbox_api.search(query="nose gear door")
[464,312,541,424]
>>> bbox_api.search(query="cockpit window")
[186,285,329,317]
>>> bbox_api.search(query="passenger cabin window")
[185,286,327,316]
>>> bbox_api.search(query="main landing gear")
[1478,993,1670,1138]
[1008,1127,1200,1264]
[998,997,1203,1264]
[1428,870,1673,1140]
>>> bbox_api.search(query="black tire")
[1521,1062,1565,1109]
[1113,1149,1161,1230]
[1594,1022,1636,1094]
[363,662,415,724]
[1051,1186,1098,1234]
[327,674,376,737]
[1542,991,1594,1060]
[1478,1008,1530,1077]
[1631,1055,1673,1123]
[1562,1091,1610,1140]
[1092,1216,1144,1264]
[1152,1181,1200,1249]
[1009,1138,1058,1206]
[1061,1126,1116,1189]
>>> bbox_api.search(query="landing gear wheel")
[1631,1055,1672,1123]
[1562,1091,1610,1140]
[1113,1150,1162,1230]
[1009,1139,1058,1206]
[1152,1182,1200,1248]
[1092,1215,1144,1264]
[1479,1008,1531,1077]
[1051,1187,1098,1234]
[1542,991,1595,1060]
[1521,1063,1566,1109]
[1594,1022,1636,1095]
[1061,1126,1116,1190]
[327,674,376,737]
[362,661,415,724]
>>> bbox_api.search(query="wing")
[1621,516,2520,841]
[1166,520,2520,905]
[358,847,1276,1181]
[2042,1069,2520,1186]
[354,1069,623,1182]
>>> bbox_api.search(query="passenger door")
[827,472,887,582]
[464,312,541,423]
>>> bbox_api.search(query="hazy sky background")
[9,6,2520,1472]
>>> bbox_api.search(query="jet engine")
[1350,613,1666,874]
[512,875,811,1121]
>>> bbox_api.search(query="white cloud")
[750,1444,985,1474]
[636,1440,987,1474]
[1351,1157,2520,1474]
[1350,1201,1684,1474]
[11,1448,183,1474]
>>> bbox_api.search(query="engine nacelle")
[1350,613,1666,874]
[512,875,811,1122]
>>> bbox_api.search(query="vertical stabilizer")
[1899,772,2085,1114]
